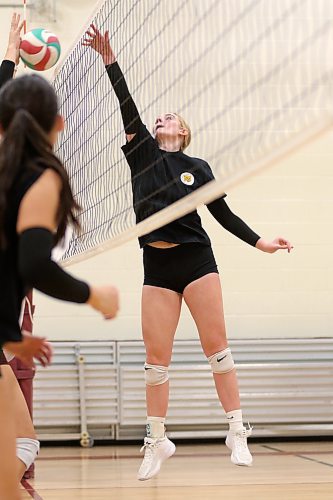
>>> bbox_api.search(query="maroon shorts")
[0,349,8,365]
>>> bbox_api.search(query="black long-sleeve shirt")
[0,59,15,89]
[106,62,260,248]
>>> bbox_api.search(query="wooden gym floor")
[20,440,333,500]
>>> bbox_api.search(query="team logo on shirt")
[180,172,195,186]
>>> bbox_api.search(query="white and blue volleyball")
[20,28,61,71]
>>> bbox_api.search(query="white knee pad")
[208,348,235,374]
[16,438,40,470]
[144,363,169,386]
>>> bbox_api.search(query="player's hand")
[4,333,53,368]
[82,24,116,65]
[88,285,120,319]
[256,237,293,254]
[5,13,24,65]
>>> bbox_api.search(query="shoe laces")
[139,438,160,467]
[140,437,158,453]
[233,424,253,452]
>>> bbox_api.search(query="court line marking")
[20,482,333,493]
[37,449,333,462]
[21,479,44,500]
[261,445,333,469]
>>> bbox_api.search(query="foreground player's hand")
[4,334,53,368]
[256,237,293,254]
[88,285,119,319]
[5,12,24,65]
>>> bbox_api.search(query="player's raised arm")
[83,24,143,142]
[0,13,24,88]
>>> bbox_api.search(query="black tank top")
[0,170,42,345]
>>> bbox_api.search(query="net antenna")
[53,0,333,265]
[23,0,27,34]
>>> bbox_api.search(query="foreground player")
[0,19,119,500]
[0,15,45,498]
[84,25,292,481]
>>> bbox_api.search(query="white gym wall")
[0,1,332,342]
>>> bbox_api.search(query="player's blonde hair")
[174,113,191,151]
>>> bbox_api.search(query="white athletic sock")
[16,438,40,470]
[226,409,244,432]
[146,416,165,439]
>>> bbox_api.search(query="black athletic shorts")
[0,349,8,365]
[143,242,218,294]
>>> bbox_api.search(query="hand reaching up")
[82,24,116,66]
[5,13,24,65]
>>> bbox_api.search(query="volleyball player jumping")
[84,25,292,481]
[0,17,119,499]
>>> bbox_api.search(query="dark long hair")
[0,74,80,249]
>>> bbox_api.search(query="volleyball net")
[53,0,333,263]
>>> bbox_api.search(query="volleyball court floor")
[20,440,333,499]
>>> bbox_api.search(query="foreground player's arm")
[17,169,90,302]
[83,24,142,141]
[0,13,23,88]
[17,169,119,317]
[207,197,293,253]
[0,60,15,88]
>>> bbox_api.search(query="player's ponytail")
[0,74,80,249]
[174,113,191,151]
